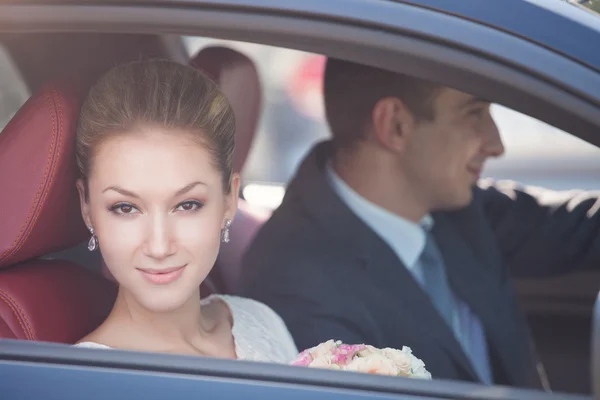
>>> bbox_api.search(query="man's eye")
[469,104,491,118]
[110,203,139,215]
[469,108,485,117]
[175,201,203,212]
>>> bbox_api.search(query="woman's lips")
[137,265,186,285]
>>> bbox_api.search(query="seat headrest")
[190,46,262,174]
[0,83,88,268]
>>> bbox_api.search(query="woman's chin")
[131,289,199,313]
[117,269,208,313]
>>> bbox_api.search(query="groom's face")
[397,88,505,211]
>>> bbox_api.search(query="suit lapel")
[432,205,534,387]
[432,211,504,319]
[364,235,481,382]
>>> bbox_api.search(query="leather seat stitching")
[18,89,64,252]
[0,290,35,340]
[0,88,59,263]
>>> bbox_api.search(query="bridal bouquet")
[291,340,432,379]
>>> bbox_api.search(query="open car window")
[0,44,28,132]
[487,104,600,189]
[183,37,330,210]
[565,0,600,15]
[184,38,600,210]
[181,37,600,395]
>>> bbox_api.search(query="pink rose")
[290,350,313,367]
[331,344,366,365]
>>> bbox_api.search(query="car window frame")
[0,340,589,400]
[1,0,599,146]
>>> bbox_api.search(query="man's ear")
[371,97,416,153]
[76,179,92,229]
[225,173,240,223]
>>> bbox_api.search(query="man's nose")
[483,117,505,158]
[144,215,176,260]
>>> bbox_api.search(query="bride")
[73,59,298,363]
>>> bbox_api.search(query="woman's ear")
[76,178,92,229]
[225,173,240,223]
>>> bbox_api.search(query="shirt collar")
[326,163,433,269]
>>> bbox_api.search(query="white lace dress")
[74,294,299,364]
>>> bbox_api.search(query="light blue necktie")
[419,231,495,384]
[420,231,458,335]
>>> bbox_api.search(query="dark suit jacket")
[239,141,600,389]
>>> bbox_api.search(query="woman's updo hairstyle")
[76,59,235,194]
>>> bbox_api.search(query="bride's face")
[77,128,238,312]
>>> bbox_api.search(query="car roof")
[394,0,600,71]
[5,0,599,143]
[49,0,596,72]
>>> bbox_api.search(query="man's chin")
[435,190,474,211]
[459,187,475,206]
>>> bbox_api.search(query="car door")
[0,339,591,400]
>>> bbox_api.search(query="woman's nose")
[143,215,176,260]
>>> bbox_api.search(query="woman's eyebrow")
[102,186,139,198]
[101,181,207,198]
[174,181,208,197]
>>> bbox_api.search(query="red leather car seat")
[0,82,116,343]
[190,47,270,293]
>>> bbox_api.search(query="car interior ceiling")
[0,32,598,395]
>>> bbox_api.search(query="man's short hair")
[323,58,441,149]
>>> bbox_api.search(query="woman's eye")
[176,201,203,212]
[110,203,139,215]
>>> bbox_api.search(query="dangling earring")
[221,219,232,243]
[87,226,99,251]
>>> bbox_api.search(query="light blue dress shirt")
[326,163,493,384]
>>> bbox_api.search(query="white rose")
[380,348,412,376]
[344,353,399,376]
[310,339,339,359]
[356,345,380,358]
[310,355,334,369]
[400,347,432,380]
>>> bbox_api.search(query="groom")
[239,58,600,388]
